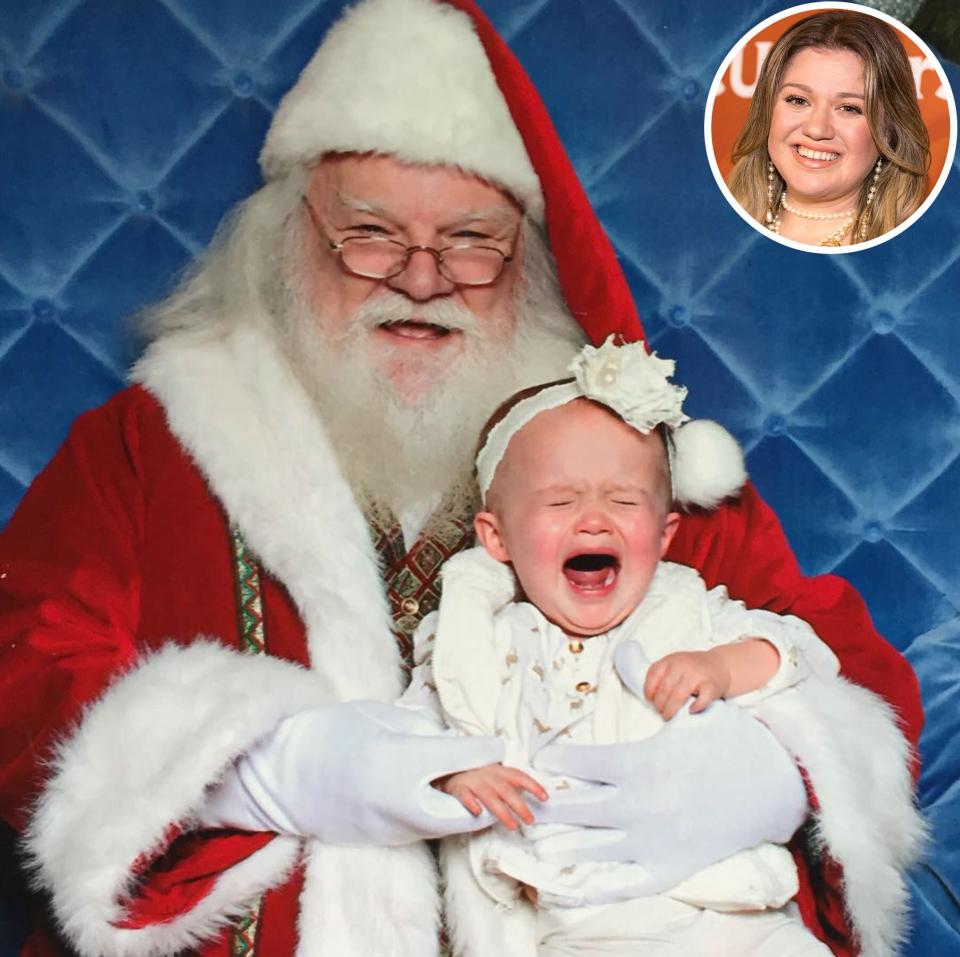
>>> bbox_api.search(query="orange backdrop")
[710,9,951,193]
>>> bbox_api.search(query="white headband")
[476,337,687,499]
[476,336,747,510]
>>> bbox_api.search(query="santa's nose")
[386,248,456,300]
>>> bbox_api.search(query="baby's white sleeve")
[395,610,449,729]
[705,584,840,703]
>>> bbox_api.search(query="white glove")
[198,699,505,845]
[530,641,808,899]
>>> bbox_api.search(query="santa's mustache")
[348,293,479,334]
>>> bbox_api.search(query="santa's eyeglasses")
[302,198,515,287]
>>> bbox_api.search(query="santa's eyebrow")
[781,82,864,99]
[332,191,393,217]
[329,195,517,233]
[444,206,519,230]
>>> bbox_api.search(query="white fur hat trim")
[260,0,544,218]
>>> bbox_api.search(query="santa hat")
[476,337,747,510]
[261,0,743,508]
[260,0,642,347]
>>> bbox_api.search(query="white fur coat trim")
[26,642,321,957]
[133,323,403,704]
[298,840,440,957]
[28,640,441,957]
[259,0,544,218]
[754,676,926,957]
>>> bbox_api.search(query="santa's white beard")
[281,266,583,522]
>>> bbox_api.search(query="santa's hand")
[198,700,504,845]
[529,642,807,891]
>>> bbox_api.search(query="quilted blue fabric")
[0,1,957,953]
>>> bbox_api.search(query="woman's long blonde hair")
[728,11,930,243]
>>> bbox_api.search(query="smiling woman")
[727,9,930,247]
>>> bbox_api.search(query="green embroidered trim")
[231,526,266,656]
[230,902,262,957]
[229,526,266,955]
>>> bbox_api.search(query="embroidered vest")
[367,509,475,673]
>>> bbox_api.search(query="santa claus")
[0,1,923,956]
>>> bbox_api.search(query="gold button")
[575,681,593,694]
[568,641,584,654]
[400,597,420,615]
[396,615,419,635]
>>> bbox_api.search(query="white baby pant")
[535,898,831,957]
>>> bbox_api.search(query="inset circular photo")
[706,1,956,253]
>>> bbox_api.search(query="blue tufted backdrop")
[0,1,957,954]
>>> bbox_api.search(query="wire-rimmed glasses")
[303,198,516,286]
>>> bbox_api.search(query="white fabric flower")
[569,335,689,432]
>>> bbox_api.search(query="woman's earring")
[859,158,883,240]
[766,161,781,233]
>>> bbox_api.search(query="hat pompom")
[673,420,746,509]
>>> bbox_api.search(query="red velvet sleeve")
[0,398,144,830]
[0,392,275,933]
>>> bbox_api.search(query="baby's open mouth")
[563,553,619,592]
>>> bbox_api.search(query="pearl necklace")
[781,190,855,220]
[768,204,853,246]
[769,190,854,246]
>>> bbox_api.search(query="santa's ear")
[474,511,510,563]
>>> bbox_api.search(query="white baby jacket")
[400,556,839,952]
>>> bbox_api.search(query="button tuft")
[232,72,254,96]
[134,190,155,213]
[871,311,897,335]
[3,68,25,90]
[32,298,56,321]
[764,414,787,437]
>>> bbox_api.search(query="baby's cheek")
[625,521,668,563]
[525,517,564,560]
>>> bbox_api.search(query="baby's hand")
[435,764,548,830]
[643,649,731,720]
